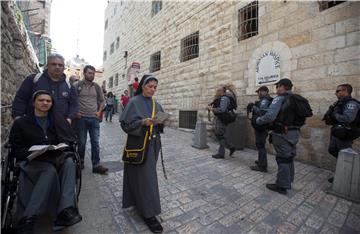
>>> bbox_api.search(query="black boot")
[16,216,35,234]
[53,207,82,231]
[144,216,163,233]
[250,165,267,172]
[229,147,236,157]
[266,183,287,195]
[212,154,224,159]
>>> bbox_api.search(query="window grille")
[180,31,199,62]
[179,110,197,129]
[149,51,161,72]
[103,51,107,61]
[116,37,120,49]
[105,19,108,30]
[109,76,113,88]
[115,73,119,86]
[318,1,345,11]
[238,1,258,41]
[110,43,114,55]
[151,1,162,16]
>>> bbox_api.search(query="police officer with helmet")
[247,86,272,172]
[256,78,301,195]
[207,85,237,159]
[323,83,360,183]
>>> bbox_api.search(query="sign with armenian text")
[255,51,280,86]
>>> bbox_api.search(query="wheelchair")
[1,141,82,233]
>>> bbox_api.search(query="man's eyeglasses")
[49,63,64,68]
[335,89,343,93]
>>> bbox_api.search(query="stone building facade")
[103,1,360,170]
[1,1,40,151]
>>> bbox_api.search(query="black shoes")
[328,177,334,183]
[255,160,259,165]
[212,154,225,159]
[229,147,236,157]
[92,165,109,175]
[144,216,163,233]
[53,207,82,231]
[16,216,35,234]
[266,183,287,195]
[250,165,267,172]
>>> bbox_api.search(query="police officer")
[207,86,236,159]
[247,86,272,172]
[323,84,360,183]
[256,78,299,195]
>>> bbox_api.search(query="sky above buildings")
[50,0,108,68]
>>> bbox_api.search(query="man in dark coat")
[12,53,79,124]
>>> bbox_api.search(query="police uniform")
[256,90,299,191]
[251,95,272,170]
[212,95,235,158]
[328,96,360,157]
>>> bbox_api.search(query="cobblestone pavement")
[50,121,360,234]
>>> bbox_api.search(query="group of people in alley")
[7,53,360,234]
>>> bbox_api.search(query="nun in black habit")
[120,75,164,233]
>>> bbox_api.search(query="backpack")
[75,80,102,100]
[288,94,313,126]
[348,98,360,128]
[216,93,237,124]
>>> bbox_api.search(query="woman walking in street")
[105,92,115,122]
[120,75,164,233]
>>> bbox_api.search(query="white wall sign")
[255,51,280,86]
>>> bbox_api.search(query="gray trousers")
[214,118,234,156]
[17,158,76,219]
[272,130,299,189]
[328,135,352,158]
[255,129,268,168]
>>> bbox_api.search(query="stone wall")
[103,1,360,170]
[1,1,39,152]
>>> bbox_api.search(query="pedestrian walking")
[120,74,165,233]
[132,77,139,96]
[247,86,272,172]
[207,85,237,159]
[256,78,313,195]
[322,84,360,183]
[12,53,79,124]
[120,90,130,107]
[74,65,108,174]
[105,92,115,122]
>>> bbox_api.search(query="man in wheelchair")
[8,90,82,233]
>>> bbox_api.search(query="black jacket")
[9,113,76,161]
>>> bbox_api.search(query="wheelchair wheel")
[1,145,17,232]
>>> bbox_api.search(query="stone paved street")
[51,121,360,234]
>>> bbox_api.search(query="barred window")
[180,31,199,62]
[110,43,114,55]
[116,36,120,49]
[103,51,107,61]
[115,73,119,86]
[105,19,108,30]
[238,1,258,41]
[179,111,197,129]
[149,51,161,72]
[109,76,113,88]
[318,1,345,11]
[151,1,162,16]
